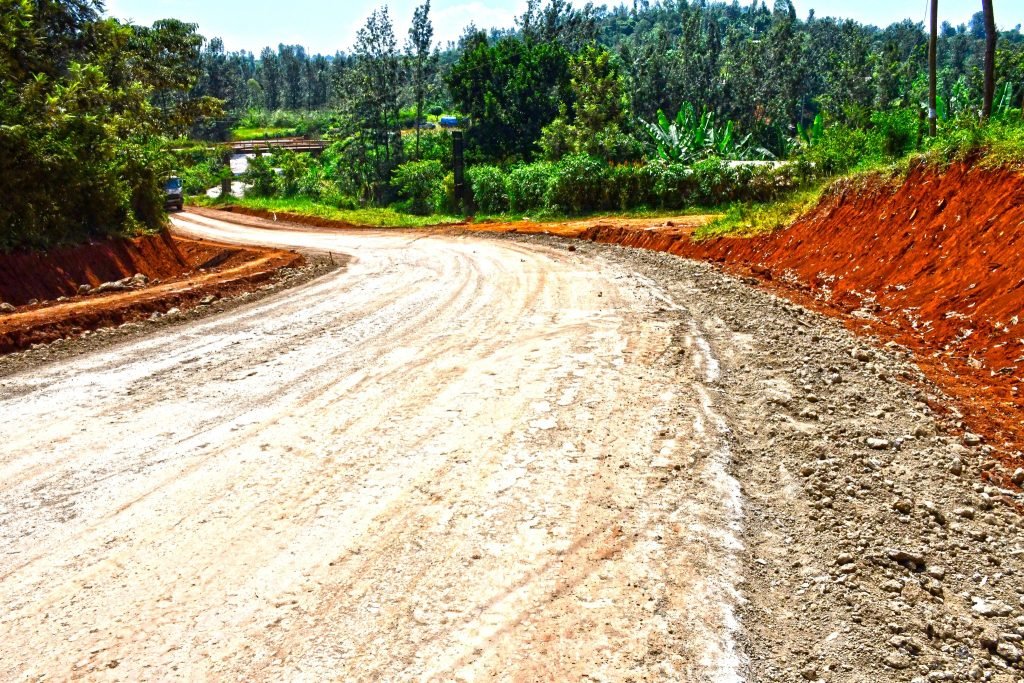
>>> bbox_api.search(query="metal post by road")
[452,131,466,214]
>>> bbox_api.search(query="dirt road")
[0,212,743,680]
[4,211,1023,682]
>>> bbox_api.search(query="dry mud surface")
[0,211,1022,682]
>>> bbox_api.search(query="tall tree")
[539,45,636,161]
[929,0,939,136]
[447,32,572,160]
[408,1,435,160]
[353,7,403,200]
[0,9,218,248]
[981,0,997,119]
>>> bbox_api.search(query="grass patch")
[197,195,722,229]
[231,126,298,141]
[694,185,827,240]
[471,205,722,223]
[203,196,464,228]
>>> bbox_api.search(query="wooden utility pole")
[929,0,938,136]
[981,0,996,120]
[452,131,466,214]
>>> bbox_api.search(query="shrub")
[467,165,508,214]
[870,109,920,158]
[179,161,219,196]
[393,160,445,215]
[605,164,657,210]
[272,150,313,197]
[546,154,608,214]
[691,158,737,205]
[800,126,872,176]
[506,163,555,213]
[652,163,697,209]
[407,131,453,166]
[745,163,801,203]
[441,172,458,213]
[244,154,278,197]
[297,165,328,200]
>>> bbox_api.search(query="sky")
[104,0,1024,56]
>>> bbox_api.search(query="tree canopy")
[1,0,218,249]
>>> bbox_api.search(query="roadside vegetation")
[0,2,218,251]
[177,0,1024,233]
[194,196,462,229]
[4,0,1023,251]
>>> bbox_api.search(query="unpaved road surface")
[2,211,1023,682]
[0,212,742,681]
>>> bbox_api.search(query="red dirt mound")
[578,162,1024,471]
[0,231,255,306]
[0,231,302,353]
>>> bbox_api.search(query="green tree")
[407,1,436,160]
[447,32,571,160]
[0,3,219,249]
[539,45,637,161]
[351,7,404,202]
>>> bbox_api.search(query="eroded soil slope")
[573,163,1024,470]
[0,231,304,352]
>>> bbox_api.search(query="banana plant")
[796,113,824,148]
[995,81,1016,118]
[642,103,771,163]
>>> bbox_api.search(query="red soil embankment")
[0,231,302,353]
[1,231,224,306]
[579,162,1024,470]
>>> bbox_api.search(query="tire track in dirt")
[0,211,743,681]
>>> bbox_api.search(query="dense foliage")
[8,0,1024,248]
[1,0,218,250]
[179,0,1024,218]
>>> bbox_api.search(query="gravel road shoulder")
[519,235,1024,682]
[0,256,338,379]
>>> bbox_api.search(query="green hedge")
[461,155,798,215]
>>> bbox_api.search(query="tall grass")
[205,196,464,228]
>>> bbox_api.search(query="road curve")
[0,211,743,681]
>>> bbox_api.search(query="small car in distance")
[165,176,184,212]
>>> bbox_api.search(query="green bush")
[467,165,509,214]
[652,163,697,209]
[800,126,872,176]
[244,154,278,197]
[506,163,555,212]
[870,109,920,158]
[441,172,458,213]
[546,154,609,214]
[393,160,445,215]
[297,165,329,200]
[406,131,453,166]
[272,150,313,197]
[930,115,994,163]
[745,163,801,203]
[606,164,659,210]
